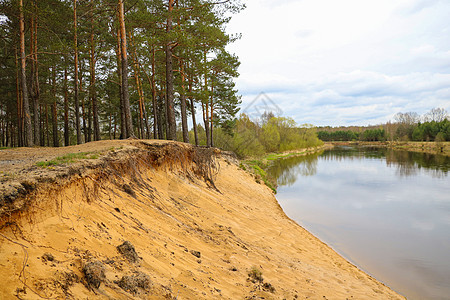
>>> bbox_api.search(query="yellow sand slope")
[0,141,404,299]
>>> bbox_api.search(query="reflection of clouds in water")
[385,149,449,178]
[351,202,365,210]
[411,220,435,231]
[394,163,418,177]
[320,146,449,178]
[442,211,450,226]
[275,146,450,299]
[397,258,450,299]
[268,152,320,187]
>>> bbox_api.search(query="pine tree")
[0,0,244,147]
[19,0,33,146]
[118,0,134,138]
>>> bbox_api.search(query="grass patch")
[247,266,276,293]
[248,266,263,283]
[36,152,99,167]
[243,159,276,193]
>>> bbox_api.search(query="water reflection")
[269,147,449,187]
[321,146,386,160]
[385,150,449,178]
[272,146,450,299]
[268,152,320,186]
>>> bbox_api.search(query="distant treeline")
[317,108,449,143]
[318,120,449,142]
[317,129,386,142]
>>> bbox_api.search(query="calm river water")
[269,146,450,300]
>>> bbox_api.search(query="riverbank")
[0,140,404,299]
[330,141,450,157]
[240,145,332,192]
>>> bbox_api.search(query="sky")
[226,0,450,126]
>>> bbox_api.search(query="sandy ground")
[0,140,405,299]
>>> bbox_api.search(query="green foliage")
[247,163,276,192]
[411,120,450,142]
[435,132,446,143]
[207,114,322,158]
[393,110,447,141]
[203,113,324,193]
[359,128,386,141]
[36,152,99,167]
[260,122,280,152]
[317,130,359,141]
[0,0,244,147]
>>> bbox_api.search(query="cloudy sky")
[226,0,450,126]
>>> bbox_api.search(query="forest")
[0,0,245,148]
[3,1,445,156]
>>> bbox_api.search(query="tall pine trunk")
[188,72,198,146]
[64,64,70,146]
[39,105,44,145]
[118,0,133,138]
[89,3,100,141]
[190,99,198,146]
[140,48,157,139]
[44,103,49,146]
[150,47,158,139]
[203,51,210,147]
[73,0,82,144]
[51,67,58,147]
[15,50,23,147]
[115,25,125,139]
[210,81,214,147]
[87,103,92,142]
[79,68,88,143]
[19,0,33,146]
[52,101,58,147]
[31,0,40,146]
[81,91,88,142]
[109,113,113,140]
[179,60,188,143]
[165,0,176,140]
[203,102,210,147]
[130,33,145,139]
[158,92,165,139]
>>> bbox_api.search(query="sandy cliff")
[0,140,404,299]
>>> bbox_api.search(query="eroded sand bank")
[0,140,405,299]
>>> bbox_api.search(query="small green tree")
[260,121,280,152]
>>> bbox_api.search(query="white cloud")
[226,0,450,126]
[396,0,443,15]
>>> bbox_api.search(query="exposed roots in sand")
[0,142,223,299]
[138,142,220,190]
[0,142,221,224]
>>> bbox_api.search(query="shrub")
[248,266,263,283]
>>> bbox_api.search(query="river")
[268,146,450,300]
